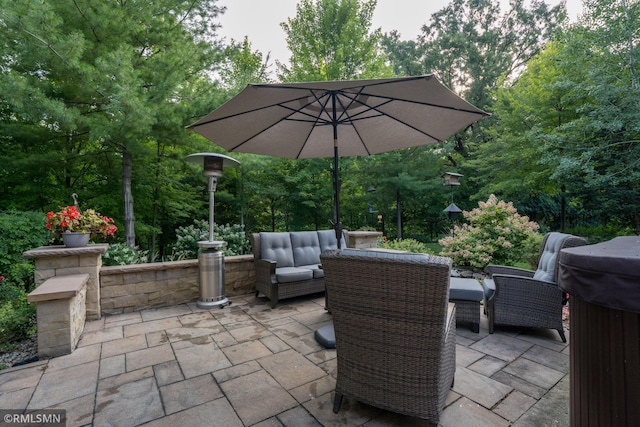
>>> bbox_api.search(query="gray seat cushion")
[290,231,321,267]
[298,264,324,278]
[275,267,314,283]
[260,232,294,267]
[449,278,484,301]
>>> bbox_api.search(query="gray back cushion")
[290,231,321,266]
[533,232,569,282]
[260,232,294,267]
[318,229,346,251]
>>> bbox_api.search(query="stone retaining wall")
[100,255,255,314]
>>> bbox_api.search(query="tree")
[0,0,225,247]
[381,0,566,158]
[464,42,576,224]
[419,0,566,108]
[540,0,640,232]
[380,30,422,77]
[469,0,640,233]
[219,36,273,93]
[277,0,392,82]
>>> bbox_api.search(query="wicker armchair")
[482,232,586,342]
[320,249,456,426]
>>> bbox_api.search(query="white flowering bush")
[439,195,540,269]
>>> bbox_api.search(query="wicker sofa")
[320,249,456,425]
[250,230,347,308]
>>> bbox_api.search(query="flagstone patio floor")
[0,293,570,426]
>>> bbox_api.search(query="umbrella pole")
[331,94,343,250]
[333,141,342,249]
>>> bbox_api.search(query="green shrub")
[566,223,635,244]
[172,220,250,259]
[439,195,540,269]
[0,210,50,290]
[102,243,149,266]
[0,278,36,343]
[377,237,435,254]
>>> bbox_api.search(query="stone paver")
[452,366,513,409]
[440,396,511,427]
[502,357,565,390]
[159,373,223,415]
[173,338,232,378]
[221,370,297,426]
[153,360,184,386]
[101,334,148,358]
[494,390,537,422]
[94,377,164,426]
[470,333,534,362]
[0,294,572,426]
[126,343,175,371]
[513,375,570,427]
[28,361,99,409]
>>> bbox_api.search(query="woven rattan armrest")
[487,264,535,278]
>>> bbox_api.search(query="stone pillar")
[347,231,382,249]
[23,245,108,320]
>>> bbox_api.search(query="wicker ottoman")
[449,278,484,333]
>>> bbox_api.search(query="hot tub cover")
[558,236,640,313]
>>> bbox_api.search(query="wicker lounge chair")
[320,249,456,426]
[482,232,586,342]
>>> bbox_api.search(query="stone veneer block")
[27,274,89,358]
[347,230,382,249]
[27,274,88,302]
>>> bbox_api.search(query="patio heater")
[185,153,240,309]
[443,172,463,235]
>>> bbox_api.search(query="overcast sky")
[217,0,584,67]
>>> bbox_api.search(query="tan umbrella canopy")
[188,75,489,246]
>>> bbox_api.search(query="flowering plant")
[46,205,117,239]
[439,195,540,269]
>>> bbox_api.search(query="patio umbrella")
[187,75,488,247]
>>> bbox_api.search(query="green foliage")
[102,243,149,266]
[173,220,250,258]
[439,195,541,269]
[0,211,49,290]
[418,0,565,109]
[521,233,545,270]
[566,223,636,245]
[220,36,272,93]
[377,238,435,255]
[278,0,392,81]
[0,278,36,343]
[0,0,226,247]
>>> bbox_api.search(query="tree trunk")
[122,148,136,247]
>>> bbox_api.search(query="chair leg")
[255,290,260,297]
[333,393,343,414]
[472,323,479,333]
[488,307,495,334]
[557,329,567,343]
